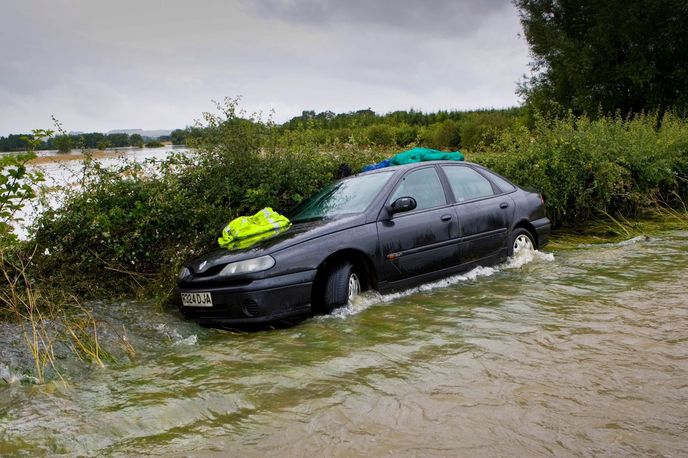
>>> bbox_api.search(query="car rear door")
[439,164,514,263]
[376,166,459,283]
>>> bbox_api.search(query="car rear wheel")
[508,228,535,256]
[324,261,360,311]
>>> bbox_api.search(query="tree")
[53,135,72,153]
[80,132,106,149]
[515,0,688,116]
[170,129,187,145]
[0,134,32,152]
[96,139,110,151]
[107,133,130,147]
[130,134,144,148]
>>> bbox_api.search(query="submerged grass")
[547,211,687,250]
[1,249,59,383]
[0,248,135,383]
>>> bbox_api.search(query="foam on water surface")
[326,248,555,319]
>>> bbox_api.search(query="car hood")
[187,213,365,275]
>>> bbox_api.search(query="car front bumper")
[178,270,316,327]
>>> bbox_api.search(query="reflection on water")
[1,232,687,456]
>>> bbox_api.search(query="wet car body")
[178,161,550,327]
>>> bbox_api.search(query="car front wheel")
[324,261,360,311]
[508,228,535,256]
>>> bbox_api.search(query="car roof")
[357,160,479,176]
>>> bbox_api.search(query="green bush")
[394,124,418,146]
[459,112,516,150]
[432,120,461,149]
[333,127,353,144]
[365,124,396,146]
[30,99,385,298]
[473,112,688,226]
[130,134,144,148]
[0,131,46,247]
[415,121,462,150]
[53,135,72,154]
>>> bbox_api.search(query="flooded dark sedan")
[178,161,550,327]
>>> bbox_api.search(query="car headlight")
[178,266,191,280]
[219,255,275,277]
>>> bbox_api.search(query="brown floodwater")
[1,231,687,456]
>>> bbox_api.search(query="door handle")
[441,214,453,221]
[499,202,509,209]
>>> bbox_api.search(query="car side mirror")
[390,196,417,215]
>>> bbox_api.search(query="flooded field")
[1,231,687,456]
[13,146,189,239]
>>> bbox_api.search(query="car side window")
[389,168,446,211]
[478,168,516,193]
[442,166,495,202]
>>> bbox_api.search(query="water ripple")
[1,232,687,456]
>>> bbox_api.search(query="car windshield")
[289,171,394,222]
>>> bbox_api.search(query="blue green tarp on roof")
[389,147,464,165]
[362,147,463,172]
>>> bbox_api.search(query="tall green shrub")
[432,120,461,149]
[365,124,396,146]
[30,99,382,298]
[473,113,688,226]
[0,131,46,247]
[394,124,418,146]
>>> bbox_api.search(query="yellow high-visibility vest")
[218,207,291,249]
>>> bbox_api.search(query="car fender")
[270,222,380,278]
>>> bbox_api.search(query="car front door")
[440,165,514,263]
[376,166,459,284]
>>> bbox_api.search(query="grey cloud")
[242,0,510,34]
[0,0,528,135]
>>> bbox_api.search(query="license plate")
[181,292,213,307]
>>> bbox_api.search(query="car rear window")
[442,166,495,202]
[478,168,517,193]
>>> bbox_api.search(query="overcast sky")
[0,0,530,135]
